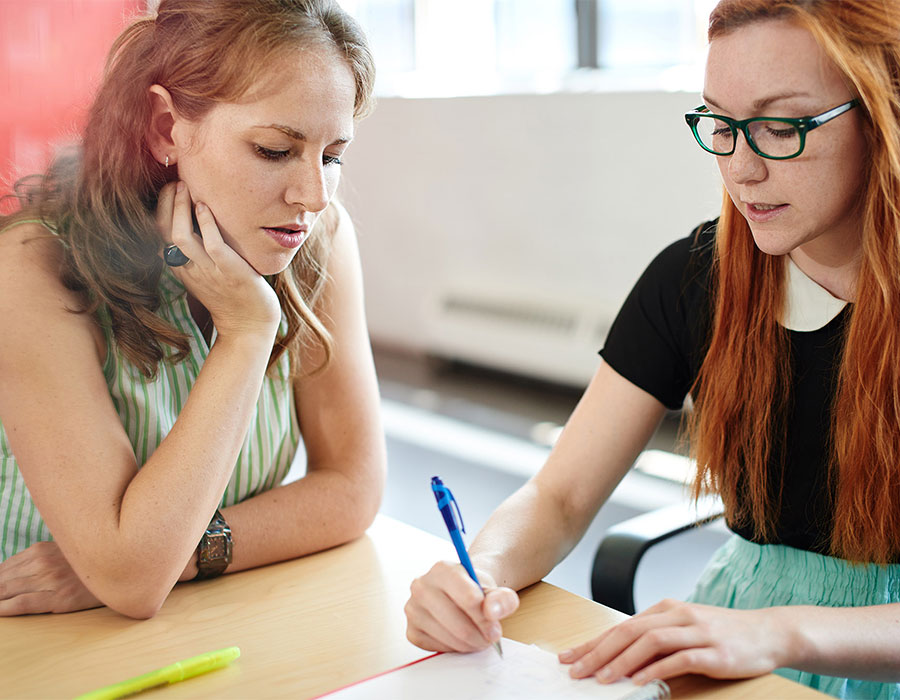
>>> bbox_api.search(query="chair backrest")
[590,451,724,615]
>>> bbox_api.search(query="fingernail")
[195,202,206,213]
[559,648,574,661]
[633,672,646,684]
[176,181,185,192]
[489,602,503,617]
[597,667,613,682]
[572,662,585,676]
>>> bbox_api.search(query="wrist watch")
[195,509,232,580]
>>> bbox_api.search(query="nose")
[284,156,331,213]
[723,130,768,185]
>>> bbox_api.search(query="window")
[598,0,700,69]
[340,0,718,97]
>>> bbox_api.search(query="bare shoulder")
[0,221,105,364]
[326,200,360,261]
[330,198,351,226]
[0,220,74,299]
[320,199,356,244]
[296,200,366,375]
[312,200,361,299]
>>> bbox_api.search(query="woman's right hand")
[0,541,102,616]
[156,181,281,340]
[405,560,520,652]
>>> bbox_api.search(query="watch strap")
[195,509,232,580]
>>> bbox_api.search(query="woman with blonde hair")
[0,0,385,618]
[405,1,900,697]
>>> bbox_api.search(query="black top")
[600,220,848,554]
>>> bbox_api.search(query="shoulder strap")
[0,217,58,237]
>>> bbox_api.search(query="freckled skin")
[705,19,867,296]
[172,48,356,276]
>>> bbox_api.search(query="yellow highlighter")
[75,646,241,700]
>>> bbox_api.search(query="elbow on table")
[351,449,386,529]
[343,485,382,541]
[90,569,177,619]
[360,465,386,530]
[108,595,166,620]
[92,587,167,619]
[337,468,385,542]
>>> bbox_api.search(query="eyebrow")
[703,91,814,112]
[260,123,352,145]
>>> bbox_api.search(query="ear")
[147,85,180,167]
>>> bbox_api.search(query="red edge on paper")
[309,651,444,698]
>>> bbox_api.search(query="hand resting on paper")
[558,598,787,684]
[405,560,520,652]
[0,541,102,615]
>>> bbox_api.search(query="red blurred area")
[0,0,143,211]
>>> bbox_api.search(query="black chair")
[590,453,724,615]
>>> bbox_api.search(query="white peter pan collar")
[780,255,848,332]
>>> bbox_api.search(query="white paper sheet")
[322,638,668,699]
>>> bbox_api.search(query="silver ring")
[164,244,191,267]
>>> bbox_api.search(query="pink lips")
[262,224,309,249]
[743,201,788,223]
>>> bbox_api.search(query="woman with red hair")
[0,0,385,619]
[405,2,900,697]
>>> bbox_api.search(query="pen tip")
[494,641,503,658]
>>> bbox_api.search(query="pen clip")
[432,482,466,534]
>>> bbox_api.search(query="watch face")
[207,537,227,560]
[196,511,232,579]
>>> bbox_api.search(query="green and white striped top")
[0,257,301,562]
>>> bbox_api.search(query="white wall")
[341,90,723,387]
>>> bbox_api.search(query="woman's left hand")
[0,541,102,615]
[559,599,789,684]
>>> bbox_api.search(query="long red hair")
[689,0,900,563]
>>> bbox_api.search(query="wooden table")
[1,515,824,699]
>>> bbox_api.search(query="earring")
[165,155,170,168]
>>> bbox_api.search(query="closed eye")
[255,145,291,161]
[765,125,797,139]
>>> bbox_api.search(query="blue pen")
[431,475,504,658]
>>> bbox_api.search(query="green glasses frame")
[684,98,860,160]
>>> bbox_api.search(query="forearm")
[85,333,276,608]
[471,363,665,593]
[780,603,900,681]
[187,457,386,576]
[202,203,388,575]
[470,479,584,591]
[405,363,667,654]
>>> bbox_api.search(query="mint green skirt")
[689,535,900,699]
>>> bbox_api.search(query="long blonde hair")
[689,0,900,563]
[2,0,375,378]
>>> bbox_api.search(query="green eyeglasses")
[684,99,860,160]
